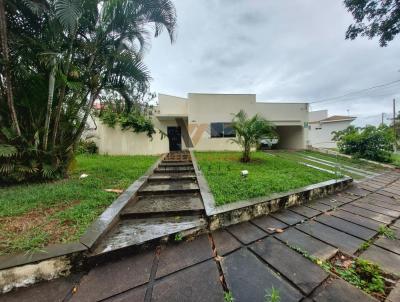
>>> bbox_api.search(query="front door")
[167,127,182,151]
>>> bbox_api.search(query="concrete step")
[159,162,193,167]
[148,173,196,182]
[90,216,207,258]
[138,181,199,195]
[154,166,195,173]
[120,193,204,218]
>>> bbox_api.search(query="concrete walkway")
[2,171,400,302]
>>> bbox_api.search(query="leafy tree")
[231,110,276,162]
[0,0,176,183]
[333,125,394,162]
[344,0,400,46]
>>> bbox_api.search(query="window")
[210,123,236,138]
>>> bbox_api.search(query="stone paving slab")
[226,221,267,244]
[70,250,154,302]
[362,195,400,210]
[317,197,348,207]
[103,285,146,302]
[289,205,321,218]
[312,278,378,302]
[315,214,376,240]
[274,227,338,261]
[379,189,400,199]
[211,229,242,256]
[271,210,306,225]
[156,235,213,279]
[345,186,371,197]
[306,202,334,212]
[151,260,224,302]
[296,221,363,255]
[221,248,303,302]
[1,274,80,302]
[249,237,328,294]
[341,204,394,224]
[394,220,400,228]
[251,215,288,233]
[350,201,400,218]
[386,280,400,302]
[331,210,383,231]
[360,245,400,275]
[374,237,400,255]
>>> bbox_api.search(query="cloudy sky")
[144,0,400,126]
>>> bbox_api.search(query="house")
[308,110,356,149]
[94,93,310,155]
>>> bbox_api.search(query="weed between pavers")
[288,245,398,301]
[265,287,281,302]
[378,225,396,240]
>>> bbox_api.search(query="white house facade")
[93,93,311,155]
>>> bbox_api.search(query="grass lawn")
[195,151,334,206]
[391,153,400,166]
[0,154,157,255]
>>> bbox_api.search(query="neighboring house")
[94,93,310,155]
[308,110,356,149]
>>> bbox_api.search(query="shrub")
[333,125,394,163]
[77,140,98,155]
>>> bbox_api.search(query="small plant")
[378,225,396,239]
[359,240,372,251]
[224,291,234,302]
[174,232,183,242]
[265,287,280,302]
[337,259,385,294]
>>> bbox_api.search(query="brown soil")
[0,200,81,252]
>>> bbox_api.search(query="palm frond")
[0,144,18,158]
[54,0,82,32]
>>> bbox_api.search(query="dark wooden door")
[167,127,182,151]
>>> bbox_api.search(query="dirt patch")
[0,200,81,253]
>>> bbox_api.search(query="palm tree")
[0,0,21,136]
[231,110,276,162]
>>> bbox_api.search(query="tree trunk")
[43,61,56,150]
[0,0,21,136]
[242,143,251,162]
[51,33,76,148]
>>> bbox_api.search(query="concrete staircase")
[91,151,206,257]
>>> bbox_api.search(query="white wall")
[309,120,352,149]
[93,117,169,155]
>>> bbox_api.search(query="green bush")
[98,106,156,138]
[333,125,394,163]
[77,140,98,155]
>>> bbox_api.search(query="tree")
[231,110,276,162]
[0,0,177,183]
[344,0,400,46]
[332,125,394,162]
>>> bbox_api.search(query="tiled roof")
[319,115,356,123]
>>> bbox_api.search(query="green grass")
[195,151,334,205]
[392,153,400,167]
[0,154,157,255]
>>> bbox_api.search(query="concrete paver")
[296,221,363,255]
[249,237,328,294]
[221,248,303,302]
[274,227,338,261]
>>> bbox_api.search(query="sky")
[143,0,400,126]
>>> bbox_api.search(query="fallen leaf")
[275,228,284,233]
[104,189,123,194]
[343,260,353,268]
[215,255,224,262]
[267,227,276,232]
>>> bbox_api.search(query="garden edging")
[190,149,353,230]
[0,154,165,294]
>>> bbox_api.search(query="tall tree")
[344,0,400,46]
[0,0,21,135]
[0,0,177,183]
